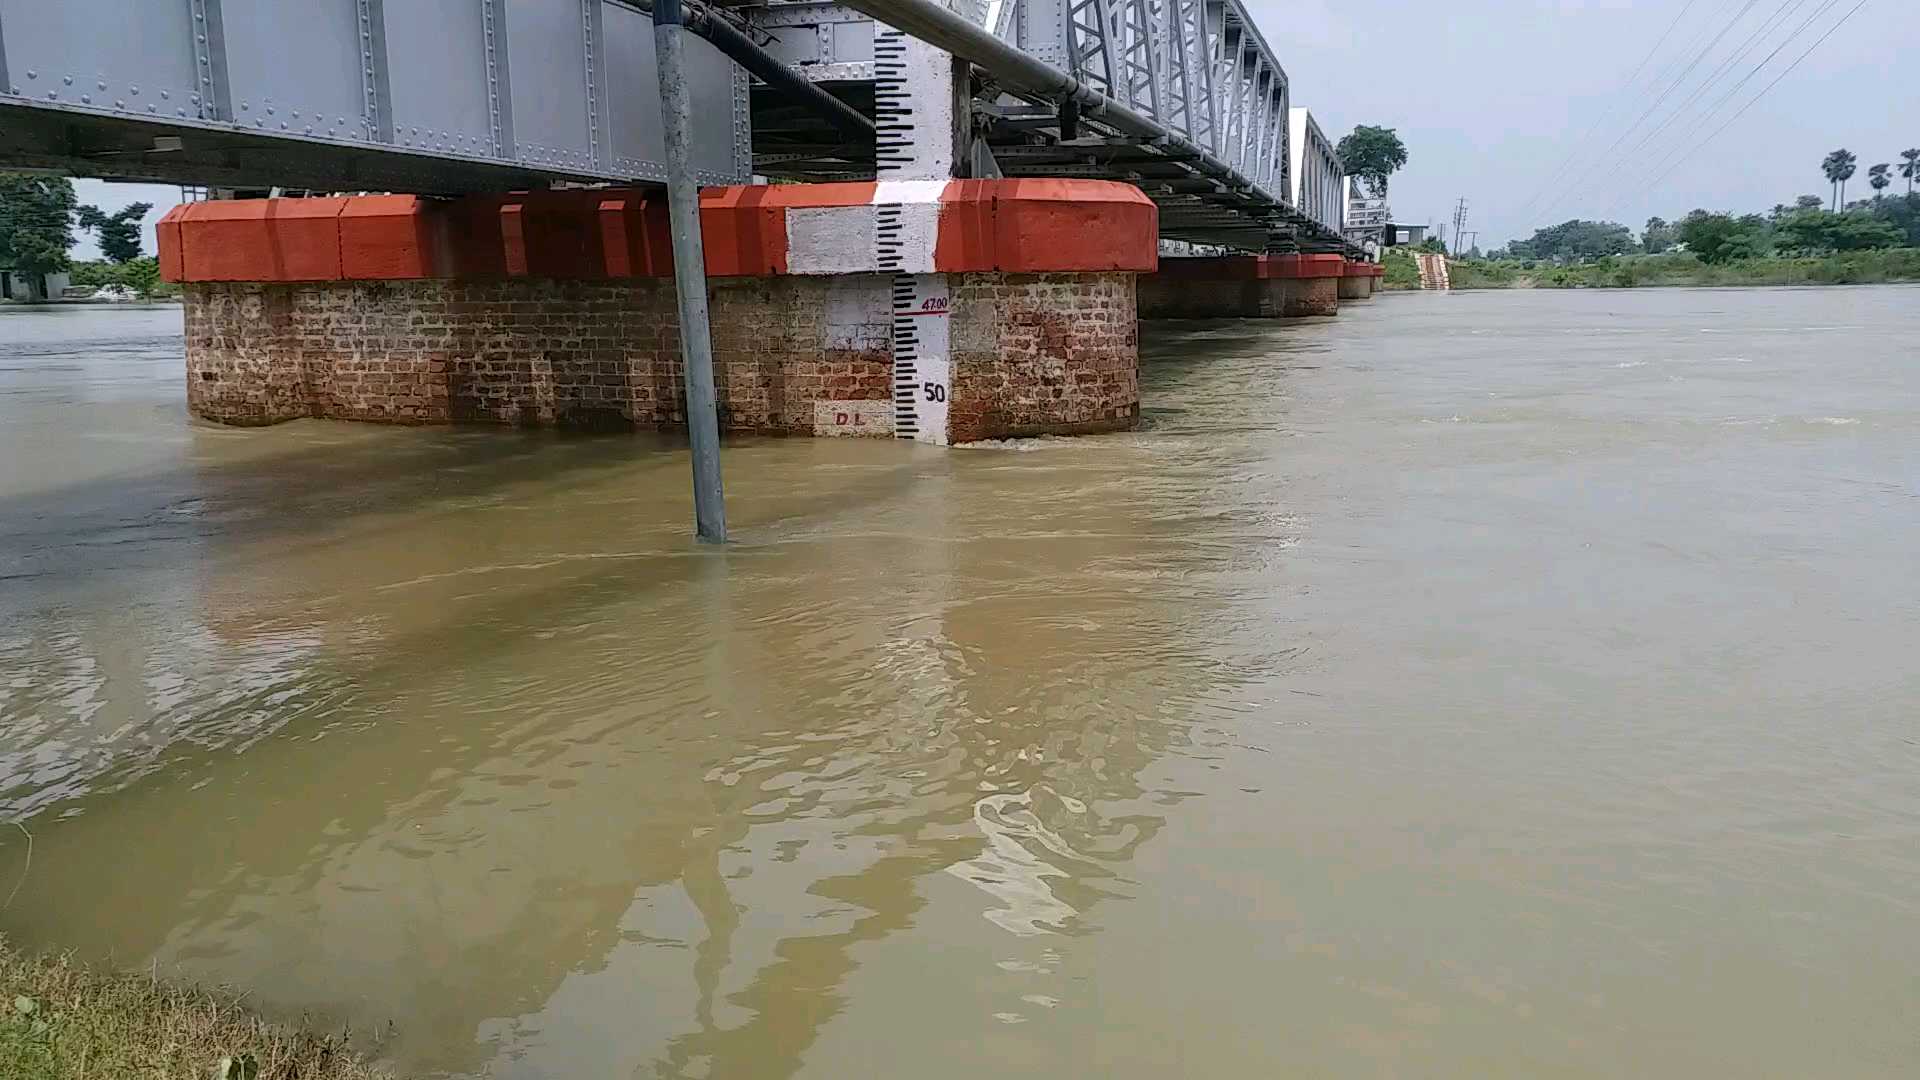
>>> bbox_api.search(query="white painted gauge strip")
[891,273,950,444]
[874,22,957,444]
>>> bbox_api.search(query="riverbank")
[0,940,390,1080]
[1381,247,1920,289]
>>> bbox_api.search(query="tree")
[1867,163,1891,200]
[1520,219,1635,262]
[1900,149,1920,196]
[1861,192,1920,247]
[1822,148,1857,211]
[1642,216,1679,254]
[1677,210,1773,263]
[1796,194,1825,211]
[1774,208,1903,255]
[1335,125,1409,198]
[0,173,79,289]
[121,256,161,297]
[75,201,151,263]
[68,255,166,298]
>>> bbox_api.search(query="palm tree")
[1868,163,1891,200]
[1901,149,1920,196]
[1822,148,1857,211]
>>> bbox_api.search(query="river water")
[2,289,1917,1077]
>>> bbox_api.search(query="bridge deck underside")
[0,105,600,195]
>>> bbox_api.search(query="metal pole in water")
[654,0,727,543]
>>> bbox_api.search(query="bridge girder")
[0,0,748,192]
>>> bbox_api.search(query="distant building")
[1382,223,1429,247]
[0,268,71,303]
[1344,177,1389,253]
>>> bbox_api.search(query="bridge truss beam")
[747,0,1357,255]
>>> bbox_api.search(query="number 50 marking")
[922,383,946,403]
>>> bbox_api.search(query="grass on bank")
[1381,247,1421,289]
[0,939,392,1080]
[1382,246,1920,291]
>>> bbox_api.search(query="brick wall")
[184,286,311,425]
[950,272,1139,442]
[183,271,1138,441]
[1284,277,1340,317]
[185,276,892,433]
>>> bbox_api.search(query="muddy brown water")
[2,290,1918,1077]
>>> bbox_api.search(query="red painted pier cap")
[158,180,1160,284]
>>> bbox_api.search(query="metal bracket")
[582,0,607,169]
[482,0,515,158]
[187,0,231,123]
[357,0,392,142]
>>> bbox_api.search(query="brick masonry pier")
[159,181,1154,444]
[1338,264,1376,301]
[1137,254,1380,319]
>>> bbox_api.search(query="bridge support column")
[1338,263,1373,301]
[160,181,1156,443]
[1272,255,1344,317]
[1136,257,1283,318]
[1137,253,1347,319]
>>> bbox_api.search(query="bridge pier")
[159,182,1154,443]
[1137,254,1353,319]
[1274,256,1345,317]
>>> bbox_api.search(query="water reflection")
[7,292,1919,1077]
[0,310,1290,1077]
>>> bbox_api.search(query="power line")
[1622,0,1874,205]
[1601,0,1853,215]
[1504,0,1707,229]
[1534,0,1766,224]
[1519,0,1750,230]
[1576,0,1822,217]
[1618,0,1810,163]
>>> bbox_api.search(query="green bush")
[1381,248,1420,289]
[66,257,168,299]
[1439,248,1920,290]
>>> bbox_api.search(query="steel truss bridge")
[0,0,1357,256]
[752,0,1353,253]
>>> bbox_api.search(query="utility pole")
[1451,198,1469,256]
[654,0,727,544]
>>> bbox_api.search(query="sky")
[1254,0,1917,247]
[71,0,1918,256]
